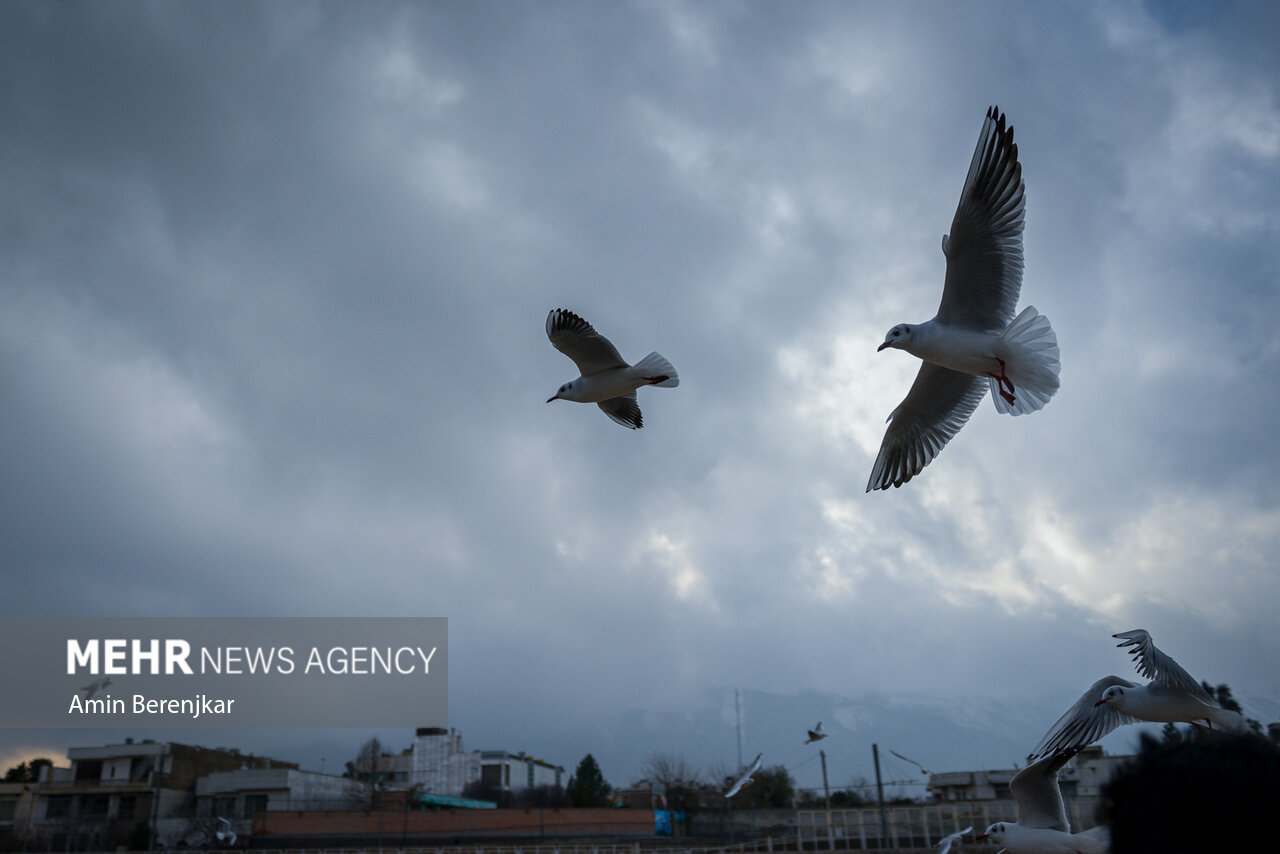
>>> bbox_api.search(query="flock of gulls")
[544,108,1247,852]
[720,630,1245,853]
[974,629,1246,854]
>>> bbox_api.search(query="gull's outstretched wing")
[1027,676,1140,761]
[725,753,764,799]
[1113,630,1216,702]
[546,309,628,375]
[598,393,643,430]
[866,364,986,491]
[937,106,1025,332]
[1010,750,1076,832]
[935,826,972,854]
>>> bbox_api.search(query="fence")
[35,799,1107,854]
[797,800,1101,849]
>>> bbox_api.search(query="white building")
[479,750,564,793]
[926,746,1130,802]
[408,728,563,797]
[411,728,481,796]
[196,767,356,816]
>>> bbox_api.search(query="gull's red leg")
[987,358,1016,405]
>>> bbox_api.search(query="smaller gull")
[1028,629,1248,762]
[933,825,972,854]
[976,750,1108,854]
[804,722,827,744]
[546,308,678,429]
[889,749,931,776]
[215,817,237,846]
[725,752,763,799]
[868,106,1060,491]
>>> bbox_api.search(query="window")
[117,795,137,821]
[0,798,17,822]
[214,797,237,818]
[244,795,268,816]
[74,760,104,782]
[81,796,109,818]
[46,797,72,819]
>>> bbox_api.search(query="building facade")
[410,728,481,796]
[407,728,563,797]
[26,740,294,850]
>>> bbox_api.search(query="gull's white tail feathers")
[992,305,1059,415]
[635,352,679,387]
[1208,706,1251,733]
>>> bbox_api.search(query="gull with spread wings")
[545,309,679,429]
[976,750,1108,854]
[1027,629,1248,762]
[724,752,763,799]
[868,106,1060,491]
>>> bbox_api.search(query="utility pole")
[872,743,888,847]
[150,746,166,851]
[820,749,834,850]
[734,688,744,771]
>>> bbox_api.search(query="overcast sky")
[3,0,1280,795]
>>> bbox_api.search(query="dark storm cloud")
[2,0,1279,785]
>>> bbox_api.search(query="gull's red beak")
[877,341,890,352]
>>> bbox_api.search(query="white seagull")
[889,749,931,776]
[725,752,763,799]
[545,308,679,429]
[804,722,827,744]
[215,817,237,846]
[868,106,1060,491]
[976,751,1108,854]
[1028,629,1248,762]
[934,825,972,854]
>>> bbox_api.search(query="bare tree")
[641,752,702,788]
[343,737,400,808]
[706,758,738,791]
[641,753,705,814]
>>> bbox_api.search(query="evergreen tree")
[566,754,613,807]
[2,757,51,782]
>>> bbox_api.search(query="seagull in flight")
[215,817,237,846]
[1028,629,1248,762]
[868,106,1060,491]
[933,825,972,854]
[976,750,1108,854]
[804,722,827,744]
[725,752,763,799]
[889,749,931,776]
[545,308,679,429]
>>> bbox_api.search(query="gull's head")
[878,323,912,352]
[977,823,1007,842]
[547,380,576,403]
[1096,685,1125,707]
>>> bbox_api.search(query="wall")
[253,807,654,840]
